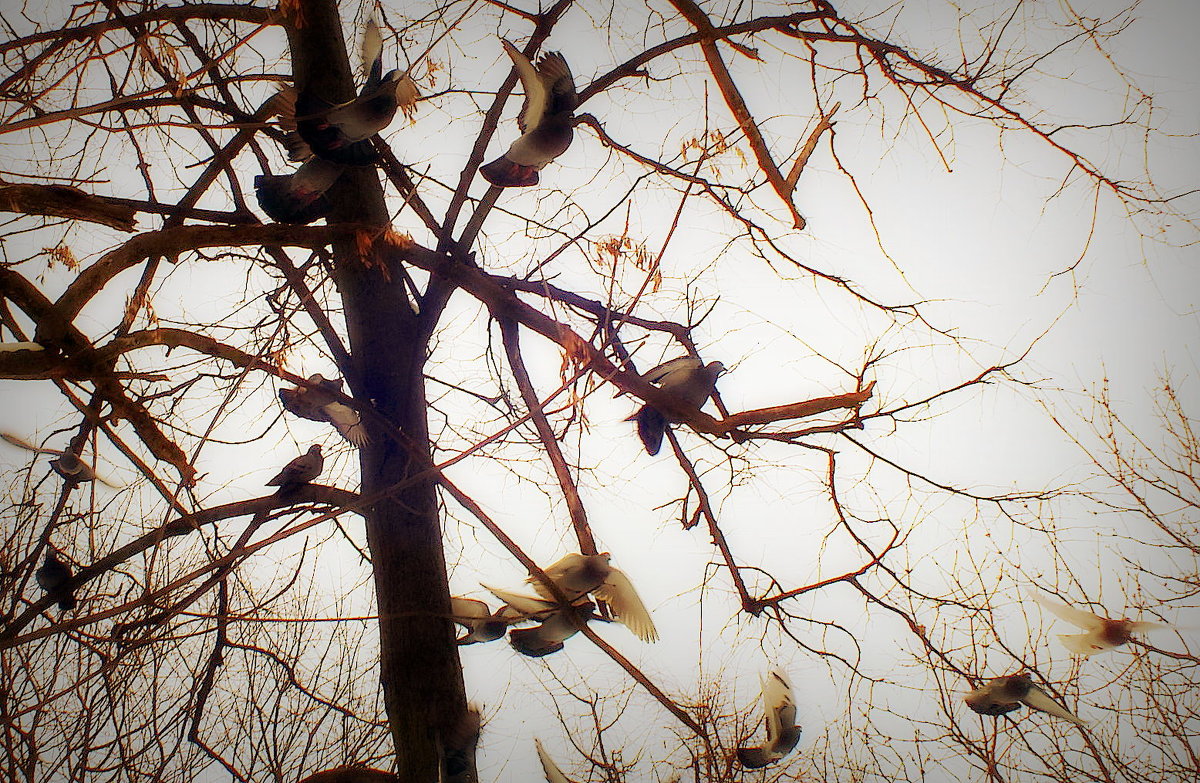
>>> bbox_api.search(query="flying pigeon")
[279,374,370,446]
[254,157,344,225]
[535,738,573,783]
[451,597,518,645]
[479,39,578,187]
[286,19,420,165]
[266,444,324,492]
[526,553,658,643]
[1,432,121,488]
[1030,590,1167,656]
[964,673,1085,725]
[36,552,76,611]
[626,358,724,456]
[483,584,598,657]
[736,669,802,768]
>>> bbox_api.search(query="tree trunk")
[282,3,470,780]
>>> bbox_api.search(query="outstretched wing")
[641,357,702,385]
[1021,684,1086,725]
[1,431,62,455]
[534,738,573,783]
[501,39,548,134]
[1030,590,1106,631]
[593,567,658,642]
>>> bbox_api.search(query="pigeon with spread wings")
[964,673,1085,725]
[626,358,724,456]
[1030,590,1167,656]
[480,39,578,187]
[279,374,370,447]
[737,669,802,768]
[527,552,658,643]
[1,432,121,488]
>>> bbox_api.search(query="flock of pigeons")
[6,19,1174,780]
[254,20,580,224]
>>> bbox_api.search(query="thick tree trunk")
[282,3,470,780]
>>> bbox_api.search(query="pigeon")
[526,553,657,643]
[442,704,482,783]
[266,444,324,491]
[279,374,370,446]
[286,19,419,165]
[1,432,121,488]
[451,597,518,645]
[964,673,1085,725]
[535,738,573,783]
[483,584,598,657]
[736,669,801,768]
[254,157,344,225]
[479,39,578,187]
[36,553,76,611]
[1030,590,1167,656]
[625,358,724,456]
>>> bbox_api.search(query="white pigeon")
[527,553,658,642]
[535,738,573,783]
[480,39,578,188]
[626,357,724,455]
[1030,590,1167,656]
[736,669,802,768]
[964,673,1085,725]
[1,432,121,487]
[279,374,370,446]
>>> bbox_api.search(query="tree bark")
[282,3,469,780]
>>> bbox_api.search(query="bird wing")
[1,432,62,455]
[482,585,554,618]
[451,597,491,623]
[535,739,573,783]
[641,357,702,385]
[593,568,658,642]
[761,669,797,747]
[321,401,370,446]
[528,553,586,599]
[1030,590,1106,631]
[537,52,576,113]
[1056,632,1109,656]
[1127,620,1168,633]
[361,18,384,86]
[1021,684,1086,725]
[500,39,549,134]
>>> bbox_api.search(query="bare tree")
[0,1,1194,781]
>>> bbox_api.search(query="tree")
[0,1,1195,781]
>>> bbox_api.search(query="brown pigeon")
[964,673,1085,725]
[279,374,369,446]
[626,358,724,456]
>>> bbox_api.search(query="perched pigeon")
[737,669,801,768]
[526,553,657,643]
[483,584,598,657]
[479,39,578,187]
[451,597,517,645]
[1030,590,1167,657]
[625,358,724,456]
[964,673,1085,725]
[286,19,419,165]
[1,432,121,488]
[36,553,76,611]
[254,157,344,225]
[535,738,572,783]
[279,374,370,446]
[266,444,324,491]
[442,704,482,783]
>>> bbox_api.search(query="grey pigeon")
[1,432,121,488]
[287,19,419,165]
[485,585,598,657]
[964,673,1085,725]
[254,157,344,225]
[525,553,657,643]
[737,669,801,768]
[36,553,76,611]
[451,597,518,645]
[480,40,577,187]
[266,444,323,491]
[626,358,724,455]
[279,374,369,446]
[1030,590,1168,657]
